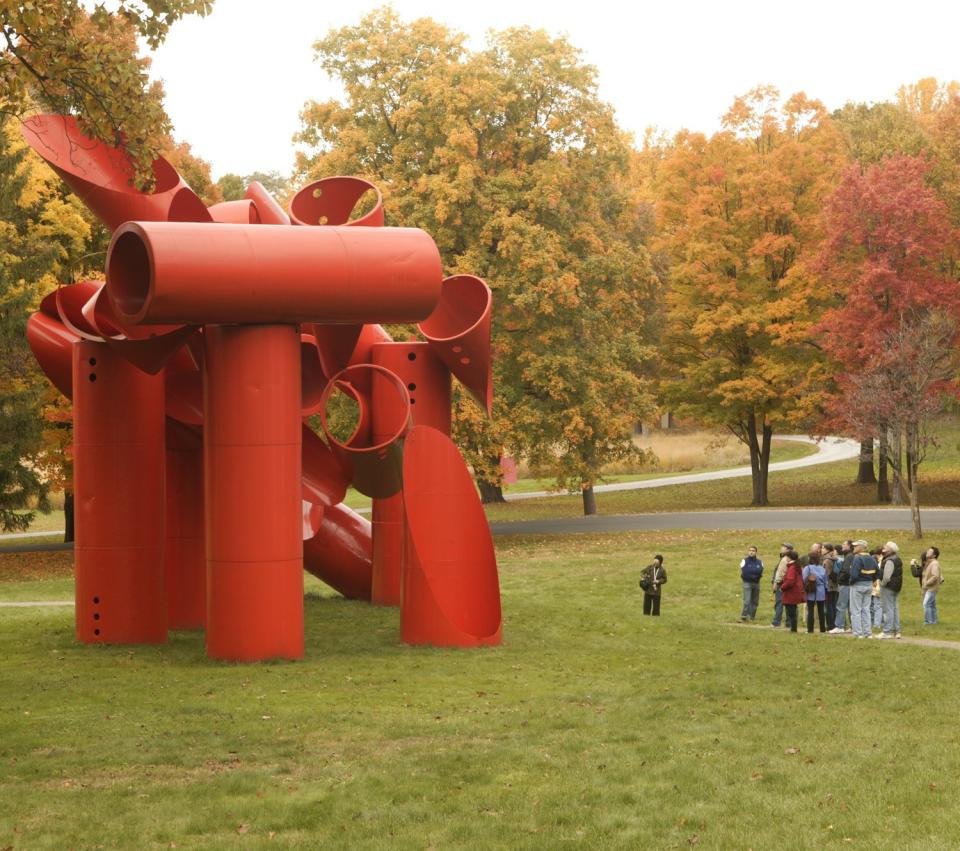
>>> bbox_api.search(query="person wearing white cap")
[877,541,903,639]
[849,540,879,638]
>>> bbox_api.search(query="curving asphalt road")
[503,435,860,500]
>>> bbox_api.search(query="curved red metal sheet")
[56,281,104,341]
[26,312,79,399]
[320,364,409,499]
[303,503,373,601]
[401,425,502,647]
[310,323,365,382]
[106,222,443,326]
[20,114,212,230]
[300,332,327,417]
[418,274,493,415]
[301,424,350,510]
[208,199,261,224]
[289,176,384,228]
[245,181,290,225]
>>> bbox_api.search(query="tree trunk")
[857,439,876,484]
[582,484,597,516]
[878,433,891,503]
[747,414,771,506]
[63,491,74,544]
[478,479,506,504]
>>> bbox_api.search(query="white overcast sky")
[147,0,960,180]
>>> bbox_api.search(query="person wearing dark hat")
[770,542,792,628]
[639,554,667,616]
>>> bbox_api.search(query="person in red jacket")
[779,550,806,632]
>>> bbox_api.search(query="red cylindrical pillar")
[369,342,451,605]
[73,341,167,644]
[165,419,205,629]
[204,325,303,661]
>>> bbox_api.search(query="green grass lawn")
[2,528,960,849]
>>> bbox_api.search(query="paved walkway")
[727,621,960,651]
[504,435,859,501]
[0,601,73,608]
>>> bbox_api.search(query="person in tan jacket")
[921,547,943,625]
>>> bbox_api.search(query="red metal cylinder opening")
[418,274,493,414]
[73,341,167,644]
[319,364,410,500]
[289,176,384,228]
[203,324,304,661]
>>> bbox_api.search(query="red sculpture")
[22,114,503,661]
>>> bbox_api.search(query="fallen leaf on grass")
[237,824,249,835]
[784,747,800,755]
[749,772,763,781]
[929,783,938,791]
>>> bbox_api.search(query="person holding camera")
[921,547,943,625]
[639,554,667,616]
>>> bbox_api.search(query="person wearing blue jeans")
[740,546,763,621]
[770,543,791,628]
[849,540,878,638]
[922,547,942,625]
[877,540,903,640]
[829,540,854,633]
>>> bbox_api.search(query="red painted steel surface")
[20,114,212,229]
[419,274,493,415]
[368,342,452,605]
[73,341,167,644]
[301,424,351,512]
[320,364,410,499]
[401,426,502,647]
[289,176,384,228]
[244,181,290,225]
[303,503,373,601]
[208,199,261,224]
[203,325,303,661]
[165,420,205,629]
[106,222,443,326]
[26,312,78,399]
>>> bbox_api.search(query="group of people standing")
[739,540,944,637]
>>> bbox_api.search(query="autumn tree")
[296,8,659,514]
[816,154,960,525]
[655,87,847,505]
[1,0,212,184]
[0,117,89,531]
[217,170,289,203]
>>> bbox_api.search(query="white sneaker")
[828,627,844,634]
[856,635,866,639]
[866,634,876,639]
[895,633,902,639]
[844,628,852,633]
[877,633,891,640]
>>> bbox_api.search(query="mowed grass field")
[2,529,960,849]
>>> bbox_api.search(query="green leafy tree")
[0,117,89,530]
[296,8,658,513]
[216,170,289,204]
[1,0,212,186]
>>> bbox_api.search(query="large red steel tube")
[303,503,374,601]
[26,312,79,399]
[401,426,502,647]
[165,420,205,629]
[368,342,452,605]
[418,274,493,415]
[106,222,443,326]
[20,114,211,230]
[73,341,167,644]
[245,182,290,225]
[203,324,304,661]
[289,176,384,228]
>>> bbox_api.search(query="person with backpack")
[829,540,854,634]
[779,549,805,633]
[849,540,879,639]
[639,555,667,617]
[802,557,828,633]
[739,545,763,622]
[877,540,903,640]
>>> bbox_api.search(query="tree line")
[2,3,958,534]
